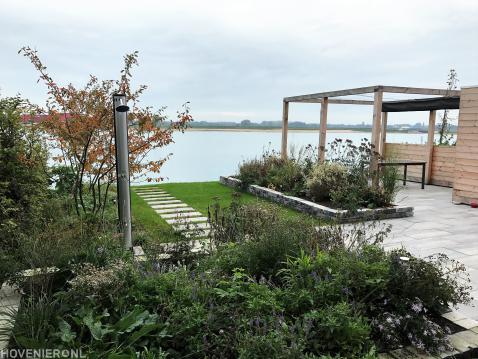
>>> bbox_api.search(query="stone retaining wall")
[220,176,414,222]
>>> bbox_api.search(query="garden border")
[220,176,413,222]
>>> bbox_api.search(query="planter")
[220,176,413,222]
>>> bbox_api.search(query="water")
[136,130,432,184]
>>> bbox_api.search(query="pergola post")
[380,112,388,155]
[319,97,329,162]
[281,100,289,160]
[425,110,436,184]
[371,89,383,186]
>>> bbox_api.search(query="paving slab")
[147,199,182,205]
[152,203,188,209]
[139,194,172,199]
[134,188,164,194]
[408,230,453,239]
[143,197,176,202]
[138,193,168,197]
[155,207,196,214]
[159,211,203,219]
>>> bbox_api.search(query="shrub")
[266,158,304,195]
[305,163,347,202]
[237,146,315,196]
[0,96,48,261]
[237,158,269,187]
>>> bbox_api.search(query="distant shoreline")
[185,127,357,133]
[183,127,435,134]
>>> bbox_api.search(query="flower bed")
[235,140,408,217]
[220,176,413,222]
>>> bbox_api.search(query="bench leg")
[421,164,425,189]
[403,165,407,186]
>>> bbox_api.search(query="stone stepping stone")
[173,222,210,232]
[153,203,188,210]
[177,229,211,239]
[148,199,182,205]
[138,191,169,196]
[143,196,176,202]
[132,246,147,262]
[189,239,213,253]
[159,211,203,219]
[135,188,163,193]
[155,206,195,214]
[139,194,170,199]
[166,216,208,225]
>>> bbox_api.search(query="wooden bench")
[378,160,426,189]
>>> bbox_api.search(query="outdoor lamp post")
[113,94,132,250]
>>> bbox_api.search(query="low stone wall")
[220,176,414,222]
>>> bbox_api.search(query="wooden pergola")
[281,85,461,183]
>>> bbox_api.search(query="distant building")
[21,113,72,124]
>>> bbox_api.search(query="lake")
[136,130,435,184]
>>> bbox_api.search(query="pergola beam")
[381,86,460,96]
[294,99,374,105]
[284,86,379,102]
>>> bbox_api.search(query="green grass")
[131,181,320,242]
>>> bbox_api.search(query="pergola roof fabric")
[382,96,460,112]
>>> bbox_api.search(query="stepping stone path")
[134,187,212,246]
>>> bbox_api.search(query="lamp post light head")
[116,105,129,112]
[113,94,130,112]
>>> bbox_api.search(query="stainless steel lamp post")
[113,94,132,250]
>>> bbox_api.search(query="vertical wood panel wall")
[452,86,478,204]
[384,143,456,187]
[431,146,456,187]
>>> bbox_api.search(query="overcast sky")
[1,0,477,124]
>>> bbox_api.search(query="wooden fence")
[384,143,455,187]
[453,87,478,204]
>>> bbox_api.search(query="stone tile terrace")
[382,183,478,320]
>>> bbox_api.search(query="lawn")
[131,181,321,241]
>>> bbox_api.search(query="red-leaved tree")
[20,47,192,216]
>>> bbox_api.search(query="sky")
[1,0,477,125]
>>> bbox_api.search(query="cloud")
[1,0,477,124]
